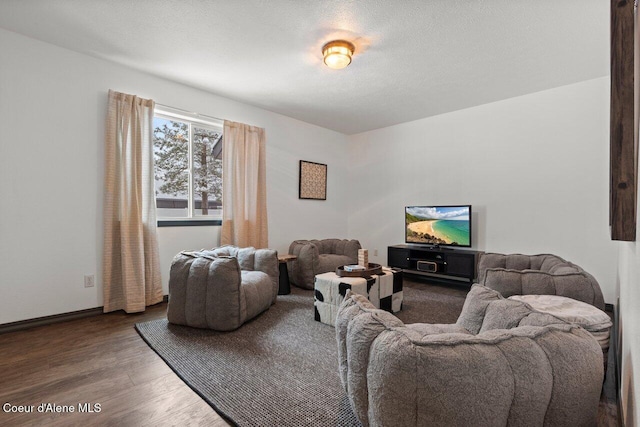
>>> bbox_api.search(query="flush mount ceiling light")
[322,40,355,69]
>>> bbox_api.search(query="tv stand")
[388,244,480,286]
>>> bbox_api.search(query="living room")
[0,0,638,426]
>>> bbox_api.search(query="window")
[153,107,223,223]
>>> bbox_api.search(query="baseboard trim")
[0,307,103,334]
[0,295,169,335]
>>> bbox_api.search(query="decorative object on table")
[288,239,361,289]
[357,248,368,267]
[343,264,366,272]
[477,252,605,310]
[336,263,383,277]
[314,268,403,326]
[336,285,604,427]
[167,245,278,331]
[298,160,327,200]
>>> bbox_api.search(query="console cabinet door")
[388,247,410,269]
[445,253,475,279]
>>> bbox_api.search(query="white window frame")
[153,105,223,223]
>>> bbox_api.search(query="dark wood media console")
[388,244,480,286]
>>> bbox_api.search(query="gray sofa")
[336,285,604,427]
[478,252,605,310]
[288,238,361,289]
[167,245,279,331]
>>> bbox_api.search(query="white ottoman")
[314,268,403,326]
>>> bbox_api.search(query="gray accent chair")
[288,239,361,289]
[336,285,604,427]
[477,252,605,310]
[167,245,279,331]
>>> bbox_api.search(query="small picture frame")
[299,160,327,200]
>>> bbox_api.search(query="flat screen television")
[405,205,472,247]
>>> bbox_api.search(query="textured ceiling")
[0,0,609,134]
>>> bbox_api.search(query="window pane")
[192,126,223,217]
[153,117,189,218]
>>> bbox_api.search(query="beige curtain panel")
[103,90,163,313]
[221,120,269,248]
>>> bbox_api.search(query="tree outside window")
[153,115,223,219]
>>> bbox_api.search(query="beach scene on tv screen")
[406,206,470,246]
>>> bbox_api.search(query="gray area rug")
[135,280,467,427]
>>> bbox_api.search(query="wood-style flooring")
[0,303,229,427]
[0,300,619,426]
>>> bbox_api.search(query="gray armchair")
[288,239,361,289]
[477,252,605,310]
[167,245,279,331]
[336,285,604,427]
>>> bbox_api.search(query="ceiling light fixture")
[322,40,355,69]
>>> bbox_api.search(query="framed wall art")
[299,160,327,200]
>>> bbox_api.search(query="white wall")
[617,213,640,425]
[347,77,618,304]
[0,28,349,324]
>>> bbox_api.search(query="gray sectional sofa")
[336,285,604,427]
[478,252,605,310]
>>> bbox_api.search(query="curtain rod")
[155,103,224,123]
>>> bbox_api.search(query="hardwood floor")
[0,300,619,426]
[0,303,229,427]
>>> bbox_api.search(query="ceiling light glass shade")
[322,40,355,69]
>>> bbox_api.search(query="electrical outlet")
[374,249,378,256]
[84,275,95,288]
